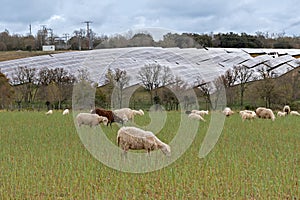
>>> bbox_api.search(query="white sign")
[42,45,55,51]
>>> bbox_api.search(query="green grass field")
[0,110,299,199]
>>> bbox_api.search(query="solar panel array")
[0,47,300,88]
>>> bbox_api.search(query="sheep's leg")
[147,149,151,157]
[121,150,128,161]
[107,121,113,127]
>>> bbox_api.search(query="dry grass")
[0,51,69,62]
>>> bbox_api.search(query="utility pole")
[63,33,69,49]
[83,21,93,49]
[29,24,32,36]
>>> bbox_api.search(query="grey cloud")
[0,0,58,22]
[1,0,300,37]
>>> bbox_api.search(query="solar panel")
[1,47,299,88]
[264,55,295,69]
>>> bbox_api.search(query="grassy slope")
[0,111,299,199]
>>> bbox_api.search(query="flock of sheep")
[74,107,171,157]
[44,104,299,157]
[222,105,300,121]
[46,107,170,157]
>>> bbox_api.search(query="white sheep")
[117,126,171,156]
[76,113,108,127]
[62,109,70,115]
[113,108,144,123]
[255,107,275,121]
[191,110,209,117]
[283,105,291,115]
[290,111,300,116]
[239,110,256,121]
[223,107,234,117]
[45,110,53,115]
[239,110,255,116]
[277,111,287,117]
[188,113,206,122]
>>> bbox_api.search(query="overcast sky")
[1,0,300,39]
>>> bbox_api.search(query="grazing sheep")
[188,113,206,122]
[117,126,171,156]
[91,108,124,127]
[283,105,291,115]
[290,111,300,116]
[45,110,53,115]
[76,113,108,127]
[239,110,256,121]
[223,107,234,117]
[191,110,209,117]
[113,108,144,123]
[116,113,129,124]
[241,112,256,121]
[239,110,255,115]
[133,109,144,116]
[277,111,287,117]
[62,109,69,115]
[255,107,275,121]
[239,110,245,116]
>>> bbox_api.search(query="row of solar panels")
[0,47,300,87]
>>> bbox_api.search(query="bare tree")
[255,67,279,108]
[105,68,130,108]
[36,67,76,109]
[137,64,173,104]
[211,76,227,110]
[51,68,76,109]
[195,77,213,110]
[77,68,92,83]
[233,65,255,107]
[11,66,38,104]
[219,69,237,105]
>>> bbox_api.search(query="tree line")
[1,62,300,111]
[1,29,300,51]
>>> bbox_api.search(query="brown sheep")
[91,108,124,127]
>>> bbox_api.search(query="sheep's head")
[138,109,144,116]
[113,113,124,124]
[283,105,291,114]
[185,110,192,115]
[121,115,129,123]
[99,116,108,126]
[160,143,171,157]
